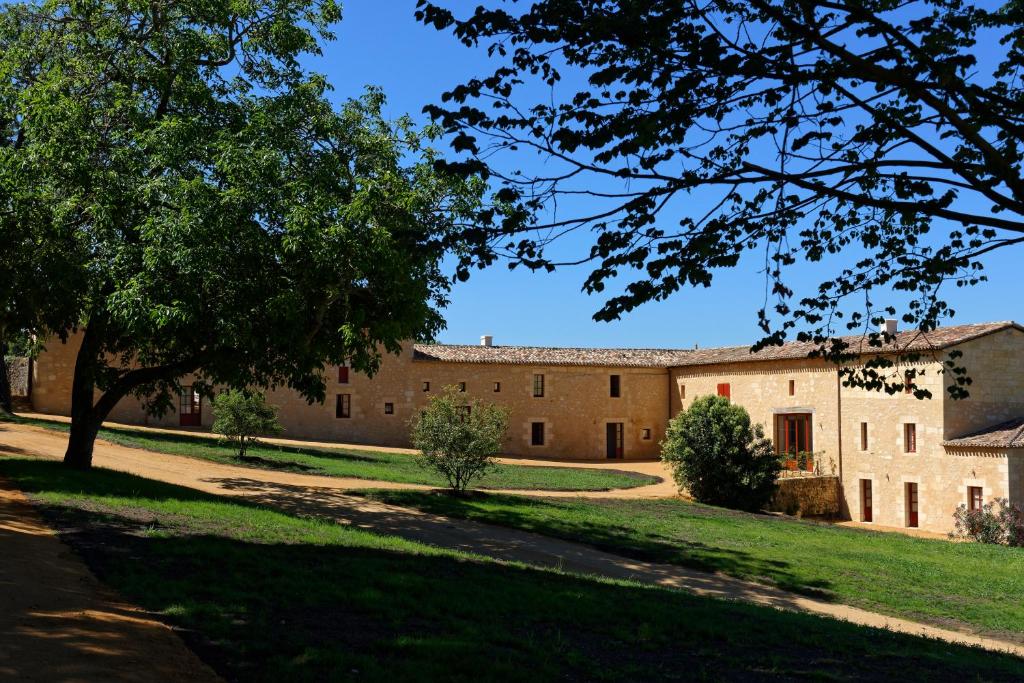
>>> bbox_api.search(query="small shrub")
[661,394,780,511]
[950,498,1024,546]
[410,385,509,493]
[211,390,283,458]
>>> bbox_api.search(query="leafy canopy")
[211,390,283,459]
[410,385,509,493]
[0,0,491,464]
[416,0,1024,397]
[661,395,780,511]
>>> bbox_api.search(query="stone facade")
[770,476,841,518]
[29,322,1024,534]
[4,357,30,397]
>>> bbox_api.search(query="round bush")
[661,395,780,511]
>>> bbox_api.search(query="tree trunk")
[0,339,12,414]
[64,408,103,470]
[63,328,109,469]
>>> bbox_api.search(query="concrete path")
[1,420,1022,659]
[0,480,220,682]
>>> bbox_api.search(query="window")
[968,486,984,511]
[775,413,812,455]
[717,382,730,399]
[384,402,394,415]
[338,365,349,384]
[493,381,501,393]
[179,386,200,415]
[458,382,466,392]
[641,428,652,440]
[861,479,873,522]
[904,423,917,453]
[533,374,545,397]
[610,374,621,398]
[860,422,868,451]
[531,422,545,446]
[680,384,686,399]
[461,405,472,419]
[335,394,351,419]
[906,482,919,528]
[179,386,201,426]
[422,381,430,392]
[904,370,914,395]
[788,379,795,396]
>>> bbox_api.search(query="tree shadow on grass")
[199,475,831,600]
[359,490,836,597]
[13,486,1023,683]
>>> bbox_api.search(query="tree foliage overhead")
[417,0,1024,397]
[0,0,489,466]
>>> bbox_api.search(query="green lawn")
[2,457,1020,682]
[5,414,656,491]
[363,490,1024,640]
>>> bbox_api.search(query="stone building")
[29,321,1024,533]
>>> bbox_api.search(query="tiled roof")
[412,344,694,368]
[677,321,1022,367]
[413,321,1022,369]
[943,418,1024,449]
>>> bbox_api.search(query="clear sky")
[307,1,1024,349]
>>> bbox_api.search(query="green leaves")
[661,395,780,512]
[211,389,283,458]
[410,385,509,492]
[420,0,1024,397]
[0,0,488,445]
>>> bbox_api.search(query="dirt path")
[0,481,220,682]
[2,420,1022,659]
[15,413,679,499]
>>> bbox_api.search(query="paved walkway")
[0,480,219,682]
[2,420,1023,659]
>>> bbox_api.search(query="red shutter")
[717,383,731,399]
[338,366,349,384]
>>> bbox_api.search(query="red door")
[906,483,919,528]
[179,386,201,426]
[861,479,873,522]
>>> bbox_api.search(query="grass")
[362,490,1024,640]
[2,456,1022,682]
[4,414,656,491]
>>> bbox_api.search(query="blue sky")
[308,1,1023,349]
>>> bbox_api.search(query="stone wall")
[32,331,670,460]
[4,356,29,397]
[769,476,841,518]
[29,326,1024,530]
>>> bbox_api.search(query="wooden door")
[606,423,624,459]
[861,479,873,522]
[906,483,919,528]
[179,386,201,426]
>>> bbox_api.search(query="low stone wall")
[769,476,840,518]
[4,356,29,397]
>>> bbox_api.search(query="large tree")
[417,0,1024,397]
[1,0,488,467]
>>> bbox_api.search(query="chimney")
[480,335,493,347]
[883,319,898,336]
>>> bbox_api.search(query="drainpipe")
[835,369,844,482]
[667,370,673,423]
